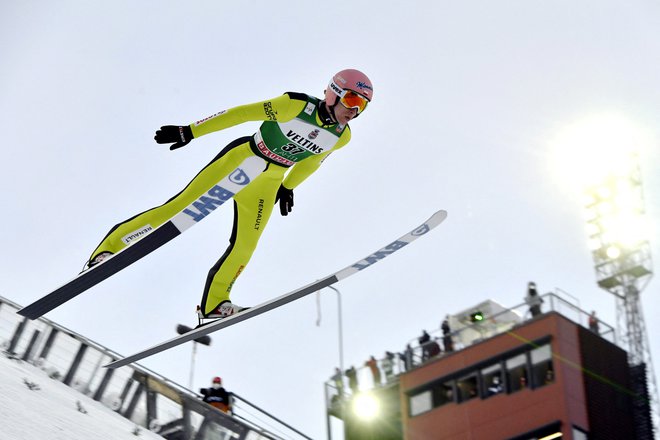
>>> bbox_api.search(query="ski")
[18,156,268,320]
[105,209,448,369]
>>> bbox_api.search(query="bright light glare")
[597,201,614,216]
[614,186,641,212]
[588,213,649,252]
[596,186,612,200]
[588,238,601,250]
[606,245,621,259]
[587,183,649,248]
[553,114,654,260]
[585,223,600,236]
[352,392,380,421]
[551,114,649,188]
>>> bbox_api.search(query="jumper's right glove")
[275,185,294,216]
[154,125,194,150]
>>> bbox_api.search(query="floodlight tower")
[584,151,657,437]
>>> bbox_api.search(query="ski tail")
[18,222,181,320]
[104,210,447,369]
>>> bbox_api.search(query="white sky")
[2,1,660,438]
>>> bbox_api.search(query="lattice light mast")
[584,150,657,436]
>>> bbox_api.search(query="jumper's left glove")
[154,125,194,150]
[275,185,294,216]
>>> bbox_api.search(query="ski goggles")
[339,90,370,114]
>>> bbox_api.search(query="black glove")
[275,185,294,216]
[154,125,194,150]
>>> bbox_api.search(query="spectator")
[588,311,600,334]
[200,377,232,414]
[399,344,414,371]
[545,368,555,384]
[365,356,382,387]
[331,367,344,397]
[441,316,450,335]
[443,334,454,352]
[525,282,544,317]
[418,330,431,361]
[426,339,441,360]
[487,376,503,395]
[345,366,359,394]
[418,329,431,346]
[442,316,454,352]
[381,351,395,383]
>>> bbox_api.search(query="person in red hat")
[200,376,232,413]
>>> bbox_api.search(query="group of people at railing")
[329,315,458,401]
[329,282,605,404]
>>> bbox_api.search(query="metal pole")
[189,342,197,390]
[328,286,344,374]
[325,382,333,440]
[320,286,345,440]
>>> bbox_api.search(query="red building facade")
[399,312,637,439]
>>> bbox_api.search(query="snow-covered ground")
[0,353,164,440]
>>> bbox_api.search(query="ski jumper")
[88,92,351,315]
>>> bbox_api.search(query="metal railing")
[0,295,310,440]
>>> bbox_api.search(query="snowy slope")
[0,353,164,440]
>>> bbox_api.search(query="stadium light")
[555,113,658,434]
[352,392,380,421]
[582,151,653,293]
[552,113,653,294]
[469,311,484,323]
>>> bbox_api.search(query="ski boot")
[197,301,248,326]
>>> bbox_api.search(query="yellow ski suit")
[88,92,351,316]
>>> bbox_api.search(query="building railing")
[324,290,616,409]
[0,295,310,440]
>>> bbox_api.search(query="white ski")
[105,209,448,369]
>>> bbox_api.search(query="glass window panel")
[506,354,529,392]
[572,427,588,440]
[410,390,432,416]
[433,382,454,407]
[532,360,554,388]
[531,344,552,364]
[456,375,478,403]
[481,363,501,375]
[506,353,526,369]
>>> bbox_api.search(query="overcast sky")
[2,1,660,438]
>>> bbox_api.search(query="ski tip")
[426,209,448,226]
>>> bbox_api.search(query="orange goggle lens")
[340,91,369,113]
